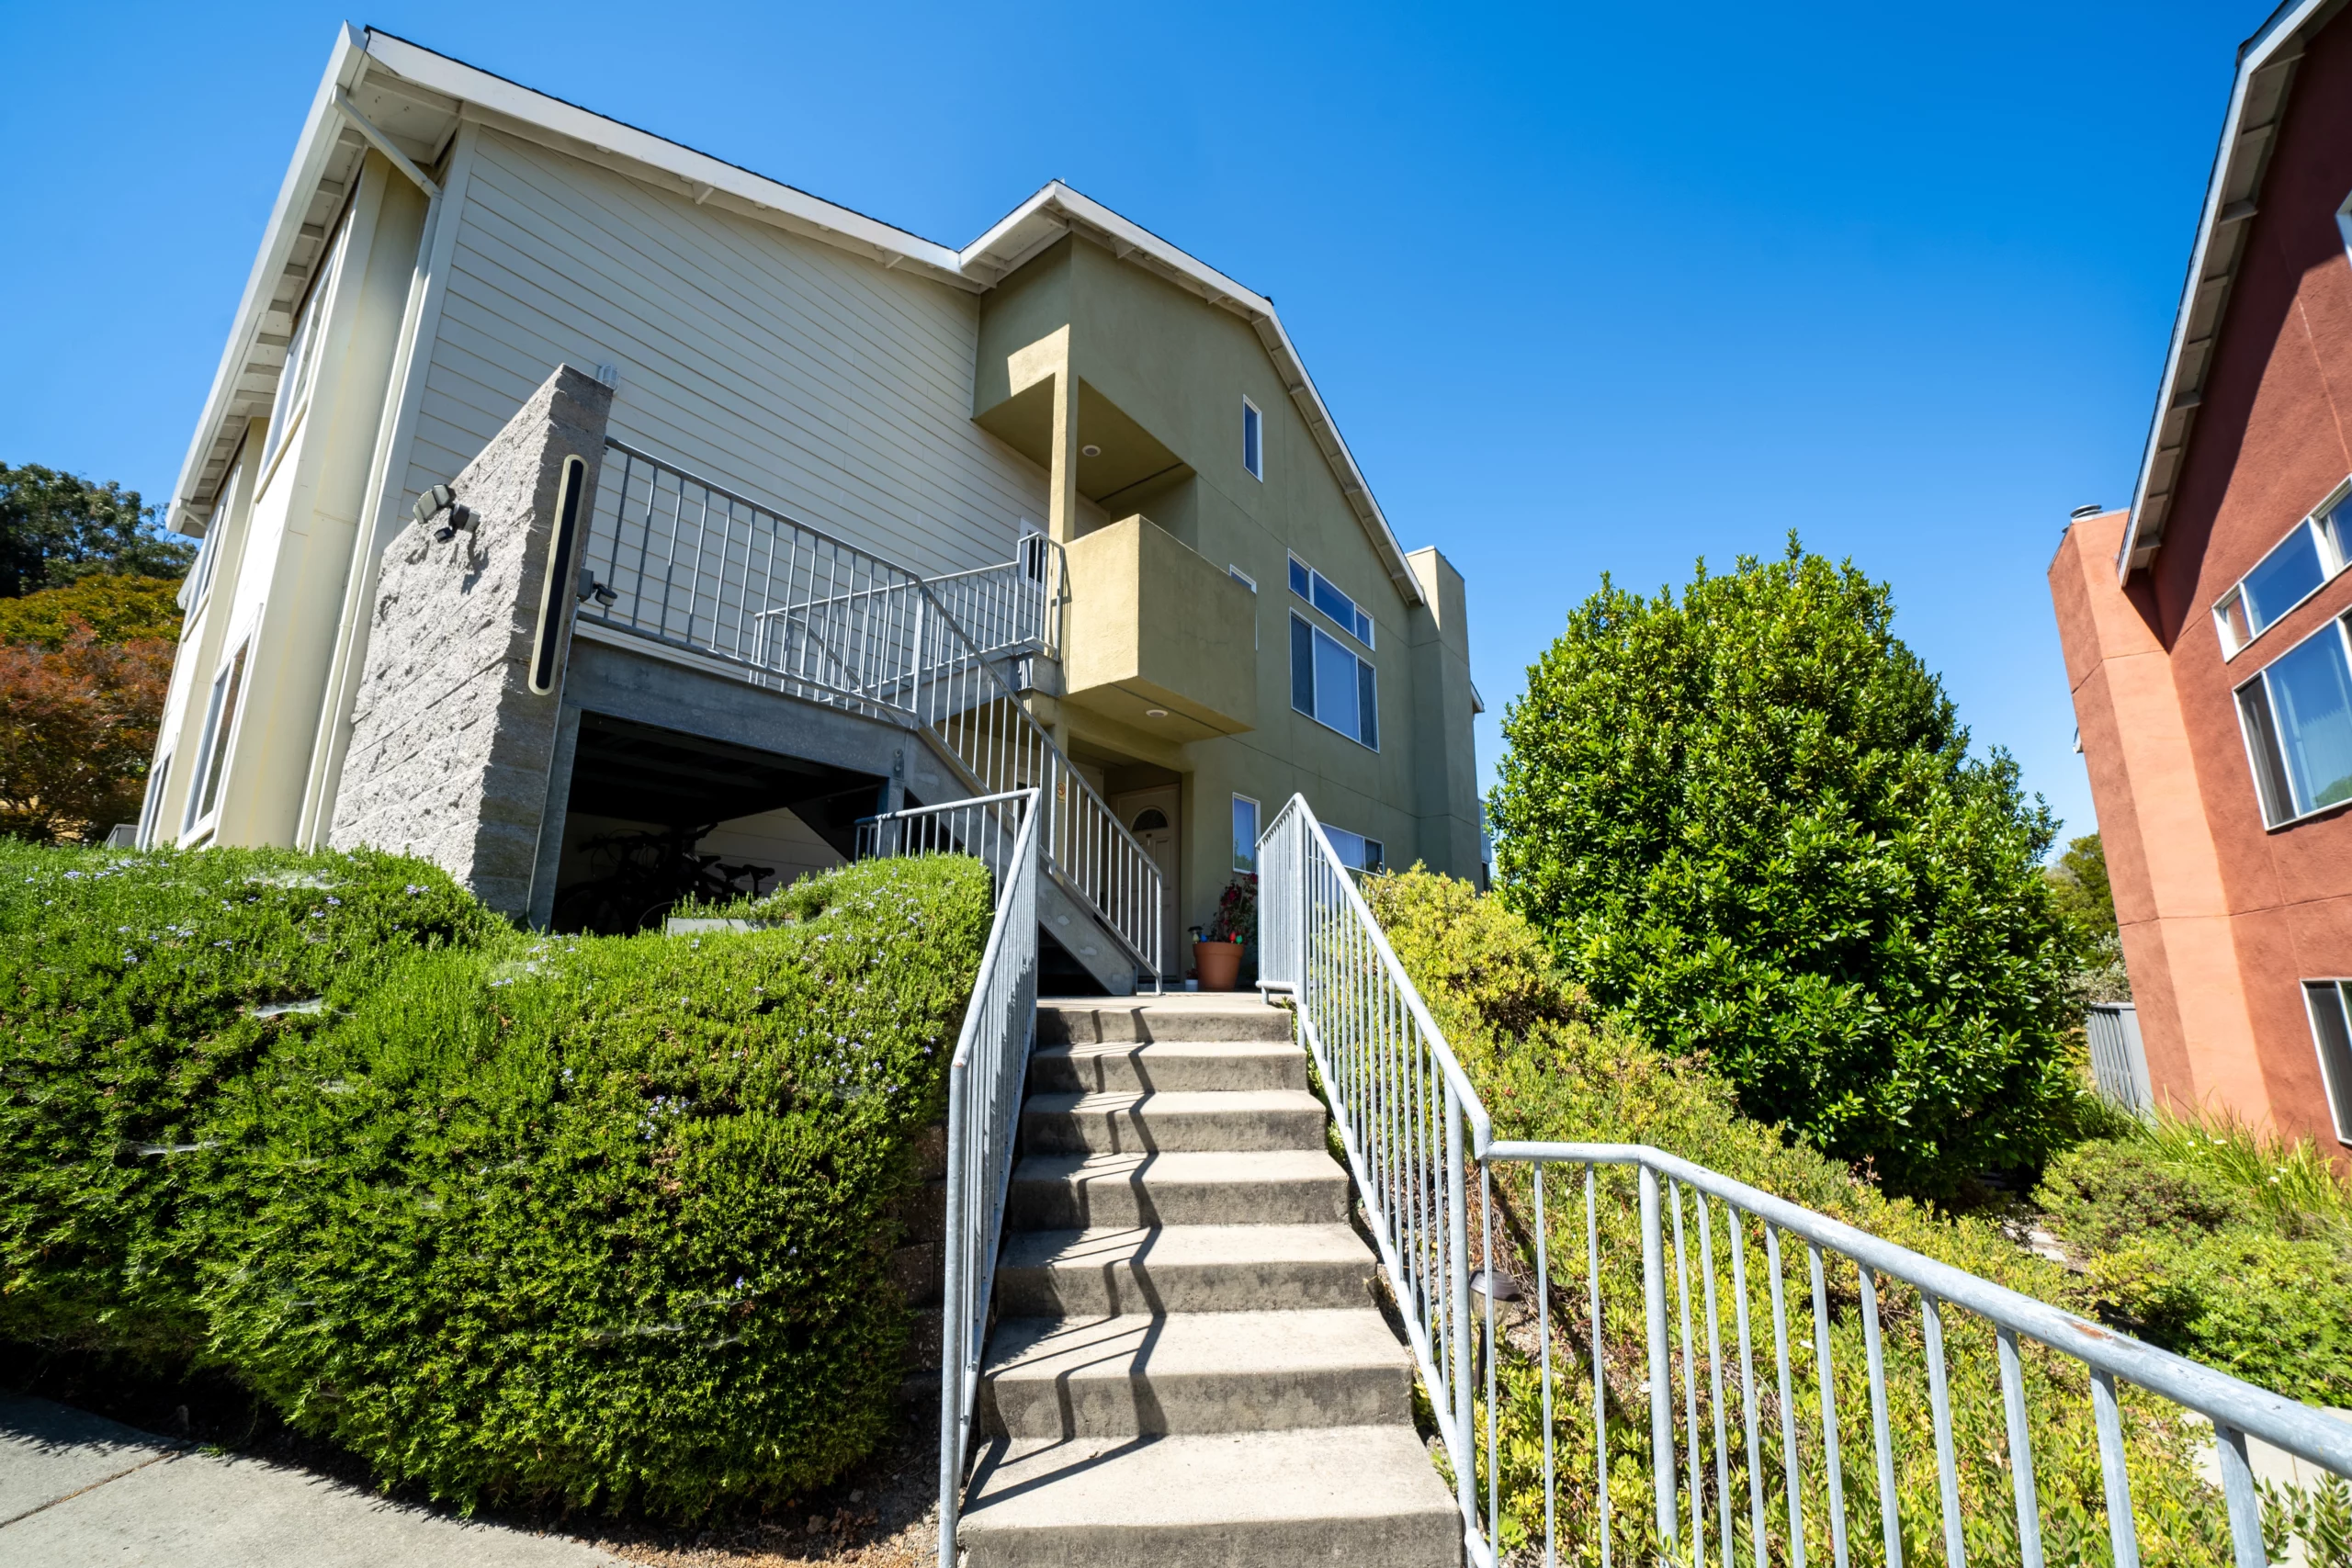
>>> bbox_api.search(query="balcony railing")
[578,440,1156,986]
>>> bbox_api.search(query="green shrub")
[0,840,992,1518]
[0,838,502,1360]
[1486,540,2085,1200]
[198,854,989,1516]
[1367,867,2234,1567]
[2037,1116,2352,1404]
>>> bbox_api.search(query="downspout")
[295,118,480,849]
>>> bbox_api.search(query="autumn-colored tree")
[0,576,182,843]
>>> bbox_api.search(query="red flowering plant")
[1205,874,1257,946]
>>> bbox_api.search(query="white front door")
[1114,786,1181,976]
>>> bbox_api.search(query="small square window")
[1242,399,1263,480]
[1228,565,1256,592]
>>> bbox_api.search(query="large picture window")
[2301,981,2352,1146]
[1290,613,1377,749]
[2237,617,2352,826]
[1325,824,1385,874]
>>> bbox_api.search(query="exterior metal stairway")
[577,440,1161,991]
[954,996,1460,1567]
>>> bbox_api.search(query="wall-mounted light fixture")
[413,482,474,542]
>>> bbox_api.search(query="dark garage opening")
[551,711,885,932]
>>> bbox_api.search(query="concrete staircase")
[956,996,1461,1567]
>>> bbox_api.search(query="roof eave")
[166,23,371,535]
[964,183,1424,607]
[2118,0,2336,581]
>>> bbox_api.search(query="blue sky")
[0,1,2257,844]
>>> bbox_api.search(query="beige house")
[141,26,1482,991]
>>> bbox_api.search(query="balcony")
[1061,514,1259,742]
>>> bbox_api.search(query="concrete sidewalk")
[0,1393,622,1567]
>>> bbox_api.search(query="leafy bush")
[1486,540,2083,1199]
[1367,867,2236,1567]
[2037,1114,2352,1404]
[0,839,502,1359]
[0,840,992,1517]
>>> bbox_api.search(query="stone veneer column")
[328,365,613,919]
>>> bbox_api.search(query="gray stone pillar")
[328,365,614,919]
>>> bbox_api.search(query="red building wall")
[2054,7,2352,1151]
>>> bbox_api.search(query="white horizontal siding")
[403,130,1046,575]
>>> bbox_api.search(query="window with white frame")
[1242,398,1263,480]
[1232,794,1260,873]
[184,638,251,836]
[2301,980,2352,1145]
[187,465,239,612]
[259,217,350,475]
[1290,612,1377,748]
[2237,615,2352,825]
[1287,552,1374,648]
[2214,484,2352,655]
[137,751,172,850]
[1325,824,1385,874]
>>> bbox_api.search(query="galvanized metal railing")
[582,441,1156,986]
[854,789,1034,873]
[860,791,1041,1568]
[1256,793,2352,1568]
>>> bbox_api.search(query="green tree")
[1487,538,2081,1199]
[2048,831,2131,1003]
[0,463,196,598]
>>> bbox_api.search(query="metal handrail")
[1256,792,2352,1568]
[582,441,1155,986]
[856,790,1042,1568]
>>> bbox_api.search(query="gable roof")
[172,27,1422,604]
[2119,0,2346,577]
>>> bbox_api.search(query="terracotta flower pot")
[1193,940,1244,992]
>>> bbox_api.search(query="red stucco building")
[2054,0,2352,1152]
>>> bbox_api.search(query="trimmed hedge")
[0,841,502,1360]
[0,840,990,1517]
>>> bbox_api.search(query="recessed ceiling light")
[1146,707,1168,718]
[1081,444,1102,457]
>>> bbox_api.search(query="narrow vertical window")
[1232,794,1260,874]
[2303,980,2352,1145]
[138,752,172,849]
[186,639,250,833]
[1242,398,1262,480]
[531,457,588,694]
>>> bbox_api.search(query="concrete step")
[1029,1038,1308,1095]
[994,1224,1376,1316]
[1040,998,1293,1044]
[1007,1150,1351,1229]
[1021,1090,1328,1156]
[957,1425,1462,1568]
[980,1309,1414,1438]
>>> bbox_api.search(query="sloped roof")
[172,27,1421,604]
[2119,0,2347,576]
